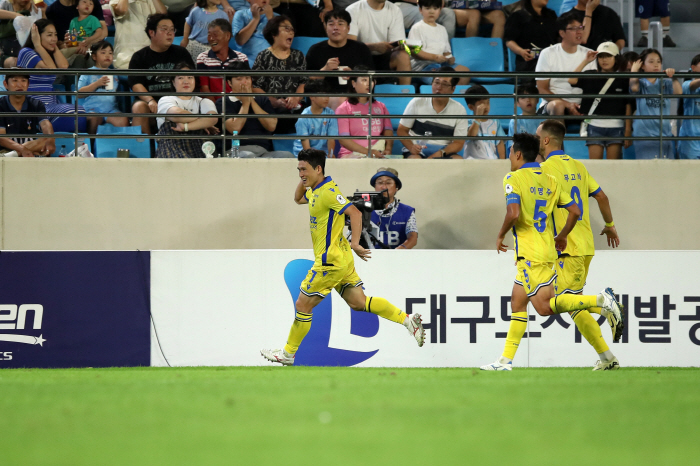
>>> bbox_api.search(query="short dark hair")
[418,0,442,8]
[464,84,488,107]
[347,65,376,105]
[170,61,193,83]
[435,66,459,87]
[90,40,113,56]
[516,83,538,97]
[4,73,30,83]
[638,48,663,69]
[298,149,326,174]
[304,79,330,95]
[512,133,539,162]
[225,60,251,80]
[208,18,232,35]
[540,119,566,144]
[263,15,292,46]
[692,54,700,67]
[620,51,639,71]
[145,13,171,38]
[323,8,351,25]
[556,12,580,33]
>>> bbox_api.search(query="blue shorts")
[586,125,624,147]
[635,0,670,19]
[633,140,674,159]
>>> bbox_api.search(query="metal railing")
[0,67,698,159]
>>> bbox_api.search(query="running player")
[481,133,623,371]
[261,149,425,366]
[538,119,623,371]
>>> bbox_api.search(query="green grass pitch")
[1,367,699,465]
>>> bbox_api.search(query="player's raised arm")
[294,180,309,204]
[496,202,520,253]
[591,189,619,248]
[345,204,371,261]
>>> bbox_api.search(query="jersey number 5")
[534,199,547,233]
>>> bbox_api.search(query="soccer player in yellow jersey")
[481,133,623,371]
[538,119,623,371]
[261,149,426,366]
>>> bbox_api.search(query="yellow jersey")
[541,150,601,257]
[503,162,574,263]
[304,176,353,268]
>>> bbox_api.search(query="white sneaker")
[600,287,624,343]
[592,357,620,371]
[480,360,513,371]
[405,313,425,347]
[260,348,294,366]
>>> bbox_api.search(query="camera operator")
[369,167,417,249]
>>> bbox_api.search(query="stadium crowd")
[0,0,698,159]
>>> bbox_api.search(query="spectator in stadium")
[507,83,542,154]
[408,0,469,85]
[629,48,681,159]
[454,1,505,39]
[252,15,306,134]
[0,72,55,157]
[128,13,195,134]
[109,0,167,70]
[215,61,294,157]
[621,50,639,72]
[368,167,418,249]
[397,66,467,159]
[394,0,457,40]
[335,65,393,158]
[293,79,337,157]
[678,54,700,160]
[160,0,235,35]
[568,42,632,160]
[504,0,558,74]
[463,84,505,159]
[17,19,88,132]
[180,0,229,62]
[77,40,130,134]
[305,8,373,109]
[196,18,248,101]
[564,0,625,52]
[232,0,275,66]
[60,0,102,66]
[273,0,330,39]
[0,0,43,68]
[535,12,596,117]
[46,0,107,67]
[636,0,674,48]
[155,62,219,158]
[346,0,412,86]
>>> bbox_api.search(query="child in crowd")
[335,66,393,159]
[678,54,700,159]
[629,48,681,159]
[408,0,469,85]
[621,51,639,72]
[63,0,101,59]
[181,0,229,62]
[507,83,542,154]
[294,80,338,157]
[463,84,505,159]
[77,40,129,134]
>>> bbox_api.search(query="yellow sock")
[365,296,407,324]
[550,294,598,314]
[587,306,603,315]
[571,310,609,354]
[283,311,312,355]
[502,311,527,360]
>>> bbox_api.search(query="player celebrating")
[538,120,624,371]
[481,133,623,371]
[261,149,425,365]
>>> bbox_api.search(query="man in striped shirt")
[196,18,248,101]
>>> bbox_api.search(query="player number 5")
[533,199,547,233]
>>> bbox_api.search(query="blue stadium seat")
[94,129,151,158]
[272,136,297,154]
[563,139,589,159]
[551,0,569,15]
[450,38,507,84]
[507,48,516,73]
[484,84,515,127]
[291,36,326,56]
[50,133,90,157]
[53,84,67,104]
[623,145,636,159]
[374,84,415,130]
[173,36,183,46]
[104,36,114,47]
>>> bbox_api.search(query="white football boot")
[600,287,625,343]
[405,313,425,347]
[592,357,621,371]
[480,357,513,371]
[260,348,295,366]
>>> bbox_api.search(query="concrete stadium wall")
[0,158,698,251]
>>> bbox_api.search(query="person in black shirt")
[568,41,631,160]
[504,0,558,74]
[128,14,196,134]
[564,0,625,52]
[0,74,55,157]
[305,8,373,110]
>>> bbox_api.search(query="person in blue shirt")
[181,0,229,61]
[369,167,418,250]
[629,48,681,159]
[231,0,275,66]
[507,83,543,154]
[678,54,700,159]
[294,80,337,157]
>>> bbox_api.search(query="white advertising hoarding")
[150,250,700,367]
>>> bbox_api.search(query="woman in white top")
[156,62,219,158]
